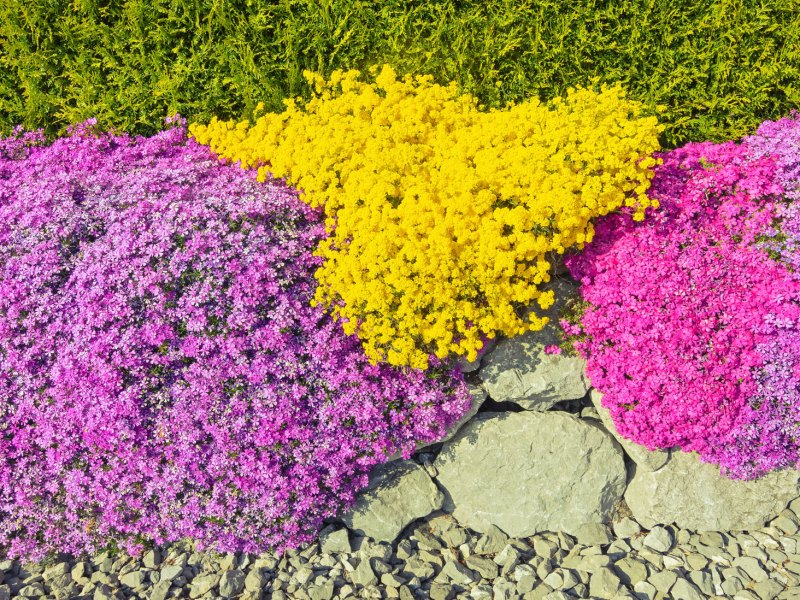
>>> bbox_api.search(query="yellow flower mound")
[190,65,662,369]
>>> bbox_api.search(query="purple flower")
[0,120,470,559]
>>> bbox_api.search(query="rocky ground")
[4,499,800,600]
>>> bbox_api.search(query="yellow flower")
[190,66,662,369]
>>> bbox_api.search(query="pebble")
[574,522,613,546]
[589,567,622,598]
[320,527,352,555]
[643,526,673,553]
[613,518,642,539]
[7,498,800,600]
[614,556,648,586]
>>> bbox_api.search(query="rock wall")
[340,277,800,546]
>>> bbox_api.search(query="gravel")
[2,497,800,599]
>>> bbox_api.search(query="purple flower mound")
[0,119,471,560]
[566,114,800,480]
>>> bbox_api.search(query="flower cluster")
[567,114,800,479]
[0,120,470,560]
[189,65,663,369]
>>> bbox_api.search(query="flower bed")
[566,113,800,480]
[190,66,662,369]
[0,120,470,560]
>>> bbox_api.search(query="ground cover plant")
[190,66,662,369]
[0,119,471,560]
[566,113,800,480]
[1,0,799,147]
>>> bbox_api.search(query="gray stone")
[753,579,784,600]
[479,323,588,410]
[43,563,69,581]
[625,448,800,530]
[440,525,469,548]
[542,571,563,589]
[474,525,509,555]
[465,555,499,580]
[93,584,115,600]
[671,578,705,600]
[217,553,237,571]
[70,562,90,583]
[344,460,443,543]
[470,585,493,600]
[572,554,613,573]
[435,411,626,537]
[589,567,622,599]
[685,553,709,571]
[686,570,713,595]
[308,579,335,600]
[561,569,581,590]
[294,567,314,586]
[430,582,457,600]
[396,539,414,560]
[493,577,518,599]
[752,530,781,548]
[612,517,642,539]
[590,391,670,471]
[568,583,588,599]
[403,557,436,581]
[693,542,732,564]
[581,406,601,420]
[514,564,537,593]
[350,558,377,588]
[648,570,677,594]
[380,573,406,587]
[733,556,769,582]
[543,592,572,600]
[442,560,477,585]
[574,523,613,546]
[360,540,393,562]
[17,582,45,597]
[219,570,245,598]
[533,537,560,560]
[722,576,745,596]
[699,531,726,547]
[160,564,183,583]
[632,581,657,600]
[319,526,351,554]
[143,550,161,570]
[150,580,172,600]
[120,570,146,589]
[189,574,219,599]
[614,557,648,586]
[606,538,631,559]
[642,526,673,553]
[413,530,444,551]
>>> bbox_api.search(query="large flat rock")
[433,411,626,537]
[625,449,800,531]
[342,460,443,543]
[478,278,589,410]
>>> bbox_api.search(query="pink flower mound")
[0,120,470,560]
[566,133,800,478]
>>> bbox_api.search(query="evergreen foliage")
[1,0,798,146]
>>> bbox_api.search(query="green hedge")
[1,0,798,146]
